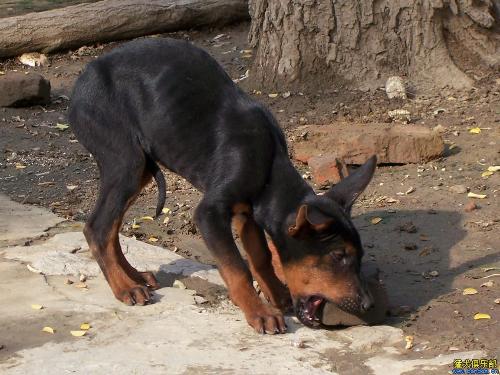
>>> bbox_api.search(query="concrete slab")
[0,194,64,244]
[1,231,223,285]
[0,194,489,374]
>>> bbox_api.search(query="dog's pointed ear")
[325,155,377,214]
[288,204,334,237]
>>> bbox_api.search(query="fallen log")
[0,0,249,58]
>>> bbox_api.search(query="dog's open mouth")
[296,295,326,328]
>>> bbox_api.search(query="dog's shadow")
[151,208,495,327]
[353,209,496,311]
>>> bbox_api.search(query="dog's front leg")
[194,198,286,334]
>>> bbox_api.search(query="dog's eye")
[330,250,345,261]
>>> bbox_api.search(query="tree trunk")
[248,0,500,91]
[0,0,249,58]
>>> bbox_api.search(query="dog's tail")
[146,157,166,218]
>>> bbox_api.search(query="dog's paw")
[116,285,152,306]
[244,304,287,334]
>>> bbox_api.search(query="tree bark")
[249,0,500,91]
[0,0,249,58]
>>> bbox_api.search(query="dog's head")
[278,156,377,327]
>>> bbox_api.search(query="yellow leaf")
[404,335,414,350]
[481,171,494,178]
[370,217,383,225]
[467,192,487,199]
[27,264,42,274]
[140,216,154,222]
[131,219,140,229]
[463,288,478,295]
[148,236,158,243]
[31,304,44,310]
[15,164,26,169]
[42,326,55,334]
[268,93,279,98]
[161,207,171,215]
[55,123,69,131]
[487,166,500,172]
[80,323,91,330]
[70,330,87,337]
[473,313,491,320]
[469,127,481,134]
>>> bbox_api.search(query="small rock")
[18,52,49,67]
[173,280,187,289]
[388,109,411,122]
[291,337,306,348]
[194,295,208,304]
[0,72,51,107]
[449,185,467,194]
[464,201,478,212]
[307,155,348,186]
[385,76,407,99]
[404,243,418,251]
[64,278,74,285]
[398,222,417,233]
[79,274,87,282]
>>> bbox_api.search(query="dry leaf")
[66,185,78,191]
[370,217,383,225]
[405,187,415,195]
[42,326,55,334]
[148,236,158,243]
[131,219,140,229]
[487,166,500,172]
[15,164,27,169]
[268,93,279,98]
[481,280,494,288]
[481,171,494,178]
[469,127,481,134]
[467,192,487,199]
[483,267,500,272]
[31,304,44,310]
[75,282,88,289]
[163,216,170,225]
[140,216,154,221]
[70,330,87,337]
[80,323,91,330]
[473,313,491,320]
[162,207,171,214]
[462,288,478,295]
[27,264,42,274]
[55,123,69,131]
[405,336,414,350]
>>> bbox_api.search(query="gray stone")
[0,72,50,107]
[1,231,224,285]
[0,194,64,245]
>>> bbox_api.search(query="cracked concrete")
[0,194,487,374]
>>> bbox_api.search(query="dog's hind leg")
[83,148,159,305]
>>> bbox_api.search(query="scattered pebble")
[449,185,467,194]
[464,201,478,212]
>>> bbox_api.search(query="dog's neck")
[253,155,314,241]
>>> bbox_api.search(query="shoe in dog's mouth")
[296,295,326,328]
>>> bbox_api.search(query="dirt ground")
[1,21,499,362]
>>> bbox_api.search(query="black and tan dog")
[69,38,377,334]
